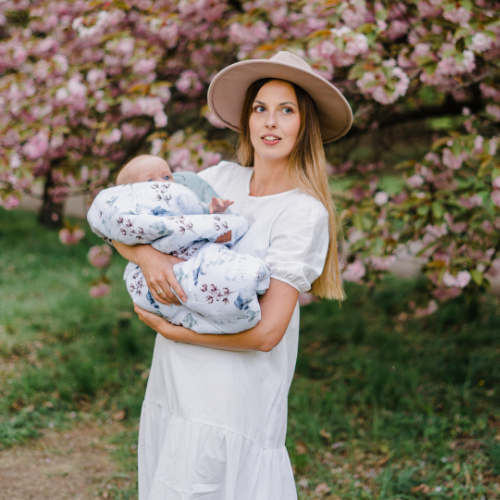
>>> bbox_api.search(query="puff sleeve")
[266,197,330,293]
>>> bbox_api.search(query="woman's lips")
[261,136,281,146]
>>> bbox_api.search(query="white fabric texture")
[87,181,271,334]
[139,161,330,500]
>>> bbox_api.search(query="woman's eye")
[164,175,170,180]
[254,105,265,113]
[282,107,293,114]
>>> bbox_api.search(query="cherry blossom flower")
[480,83,500,102]
[458,194,483,209]
[89,283,111,298]
[417,1,440,17]
[437,49,475,76]
[470,33,493,53]
[133,59,157,74]
[169,148,191,170]
[374,191,389,206]
[406,174,425,188]
[369,255,396,271]
[442,271,471,288]
[473,136,484,153]
[425,223,447,238]
[10,154,21,169]
[150,139,164,156]
[2,195,20,210]
[176,70,203,96]
[88,245,113,268]
[23,130,49,159]
[341,1,368,29]
[490,137,498,155]
[342,260,366,282]
[200,151,222,170]
[491,190,500,208]
[486,105,500,122]
[59,228,85,245]
[443,7,471,26]
[87,68,106,85]
[415,300,438,317]
[444,213,467,233]
[102,128,122,145]
[442,148,467,170]
[357,65,409,104]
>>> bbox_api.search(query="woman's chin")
[254,148,292,163]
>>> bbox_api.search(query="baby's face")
[129,161,175,183]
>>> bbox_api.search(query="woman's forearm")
[159,322,268,352]
[113,240,161,266]
[112,240,141,264]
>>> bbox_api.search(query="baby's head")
[116,155,175,185]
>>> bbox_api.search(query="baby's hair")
[116,155,169,185]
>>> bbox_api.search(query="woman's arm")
[134,278,299,352]
[112,241,186,306]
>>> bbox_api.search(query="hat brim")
[207,59,353,144]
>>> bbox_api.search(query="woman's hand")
[112,241,187,306]
[134,304,175,336]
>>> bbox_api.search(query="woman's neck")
[249,154,295,197]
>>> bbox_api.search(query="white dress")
[138,161,330,500]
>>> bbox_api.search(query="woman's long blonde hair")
[236,78,346,301]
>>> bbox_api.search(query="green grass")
[290,285,500,499]
[1,209,500,499]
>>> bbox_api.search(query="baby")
[88,155,270,334]
[116,155,234,216]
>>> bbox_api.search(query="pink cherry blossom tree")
[1,0,499,310]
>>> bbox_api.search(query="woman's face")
[249,80,301,164]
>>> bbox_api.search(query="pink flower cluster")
[59,228,85,245]
[342,260,366,282]
[442,271,471,289]
[121,97,168,127]
[88,245,113,268]
[2,195,20,210]
[175,70,204,97]
[357,62,410,104]
[89,282,111,298]
[442,148,468,170]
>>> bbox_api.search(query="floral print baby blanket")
[87,181,270,334]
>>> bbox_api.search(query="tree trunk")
[38,168,64,228]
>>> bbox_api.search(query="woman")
[113,51,352,499]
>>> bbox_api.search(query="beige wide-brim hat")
[207,51,353,144]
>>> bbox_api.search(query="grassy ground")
[1,209,500,499]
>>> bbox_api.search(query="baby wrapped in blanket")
[87,156,270,334]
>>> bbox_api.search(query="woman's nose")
[266,115,276,128]
[265,113,277,128]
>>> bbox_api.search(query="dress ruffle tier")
[138,399,296,500]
